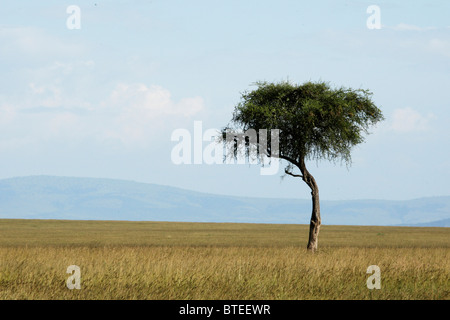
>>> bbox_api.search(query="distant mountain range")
[0,176,449,227]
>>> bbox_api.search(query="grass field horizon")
[0,219,448,300]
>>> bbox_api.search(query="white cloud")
[100,83,205,144]
[107,83,203,118]
[0,80,205,149]
[0,26,205,148]
[390,107,435,133]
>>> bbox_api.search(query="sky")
[0,0,449,201]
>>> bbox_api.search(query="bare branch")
[284,168,303,178]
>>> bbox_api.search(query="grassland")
[0,219,448,300]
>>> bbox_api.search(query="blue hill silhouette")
[0,176,449,226]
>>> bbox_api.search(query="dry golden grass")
[0,219,449,299]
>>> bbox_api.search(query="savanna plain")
[0,219,448,300]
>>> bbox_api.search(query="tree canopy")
[227,80,384,169]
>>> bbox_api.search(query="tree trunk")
[299,157,321,253]
[307,187,321,252]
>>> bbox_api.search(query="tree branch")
[279,154,301,169]
[284,168,303,178]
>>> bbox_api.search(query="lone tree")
[222,80,384,252]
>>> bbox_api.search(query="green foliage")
[226,80,384,166]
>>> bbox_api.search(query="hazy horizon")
[1,174,450,202]
[1,175,449,227]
